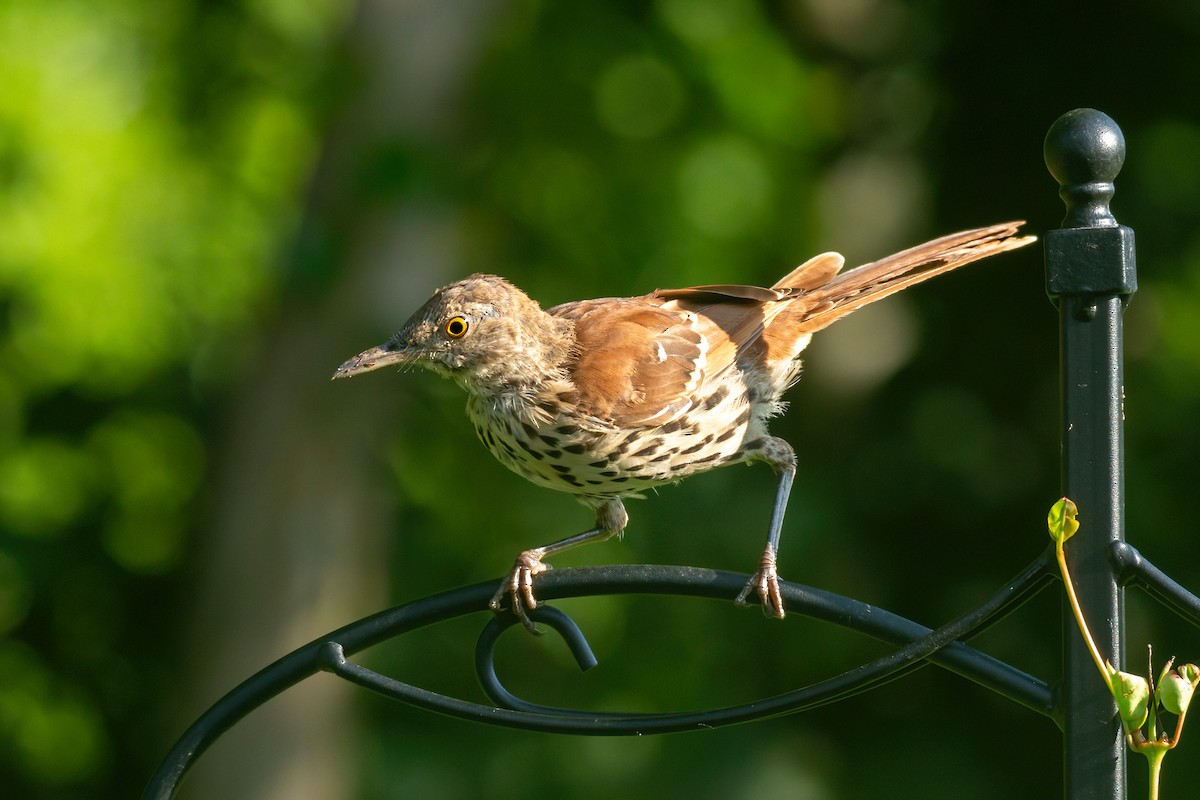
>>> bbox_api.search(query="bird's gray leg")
[491,497,628,633]
[735,437,796,618]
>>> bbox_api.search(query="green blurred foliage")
[3,0,1200,798]
[0,0,347,794]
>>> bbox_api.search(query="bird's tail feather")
[775,221,1035,333]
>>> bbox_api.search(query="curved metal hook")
[144,556,1059,800]
[475,606,599,713]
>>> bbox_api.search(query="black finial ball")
[1044,109,1126,228]
[1044,108,1125,188]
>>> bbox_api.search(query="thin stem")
[1172,694,1195,747]
[1145,745,1167,800]
[1056,540,1115,692]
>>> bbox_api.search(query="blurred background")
[3,0,1200,798]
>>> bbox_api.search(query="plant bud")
[1108,666,1149,730]
[1159,667,1198,716]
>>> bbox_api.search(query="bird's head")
[332,274,573,396]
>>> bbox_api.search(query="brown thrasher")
[334,222,1035,631]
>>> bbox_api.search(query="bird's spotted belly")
[466,387,763,499]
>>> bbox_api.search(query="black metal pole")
[1044,108,1136,800]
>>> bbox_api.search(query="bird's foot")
[735,548,786,619]
[489,549,550,634]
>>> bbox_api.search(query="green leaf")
[1047,497,1080,543]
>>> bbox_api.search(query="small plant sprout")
[1048,498,1200,799]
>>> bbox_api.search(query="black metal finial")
[1044,108,1126,229]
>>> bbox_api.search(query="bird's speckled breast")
[464,375,769,504]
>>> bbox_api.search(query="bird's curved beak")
[331,342,411,380]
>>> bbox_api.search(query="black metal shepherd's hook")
[143,110,1200,800]
[1045,107,1137,800]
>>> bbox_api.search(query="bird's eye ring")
[445,316,469,338]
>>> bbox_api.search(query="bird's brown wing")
[552,290,775,427]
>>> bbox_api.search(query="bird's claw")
[735,549,786,619]
[489,550,550,634]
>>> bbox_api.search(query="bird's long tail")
[773,221,1036,333]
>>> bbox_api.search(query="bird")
[333,221,1035,631]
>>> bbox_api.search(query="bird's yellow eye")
[445,316,469,338]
